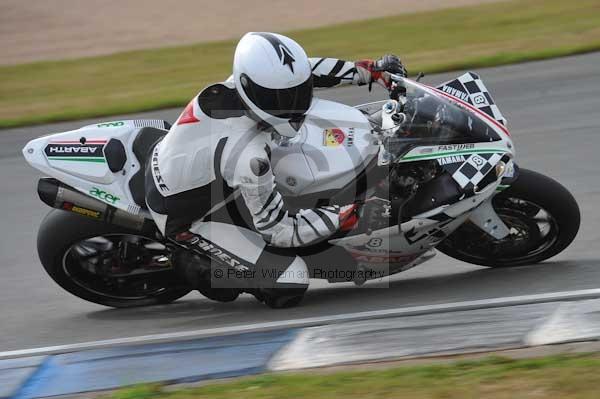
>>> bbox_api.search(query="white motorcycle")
[23,72,580,308]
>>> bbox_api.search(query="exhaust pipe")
[37,178,147,231]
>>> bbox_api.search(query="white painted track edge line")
[2,288,600,360]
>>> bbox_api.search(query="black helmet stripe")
[252,32,296,72]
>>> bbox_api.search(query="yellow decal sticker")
[323,128,346,147]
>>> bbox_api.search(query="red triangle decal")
[177,100,200,125]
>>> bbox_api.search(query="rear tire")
[37,210,191,308]
[438,169,580,267]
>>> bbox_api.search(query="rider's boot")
[170,231,240,302]
[170,230,310,307]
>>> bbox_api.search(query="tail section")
[23,119,170,217]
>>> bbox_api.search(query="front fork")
[468,162,520,240]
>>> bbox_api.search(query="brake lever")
[387,74,407,100]
[389,83,406,101]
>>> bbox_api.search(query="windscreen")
[399,80,501,144]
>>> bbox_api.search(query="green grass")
[105,353,600,399]
[2,0,600,128]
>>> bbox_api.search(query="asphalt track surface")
[1,53,599,352]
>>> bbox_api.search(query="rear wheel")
[438,169,580,267]
[38,210,191,307]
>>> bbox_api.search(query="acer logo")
[89,187,120,204]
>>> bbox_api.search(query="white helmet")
[233,32,313,138]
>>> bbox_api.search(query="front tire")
[438,169,580,267]
[37,210,191,308]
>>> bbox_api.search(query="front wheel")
[437,169,580,267]
[37,210,191,308]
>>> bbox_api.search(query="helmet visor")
[241,74,313,119]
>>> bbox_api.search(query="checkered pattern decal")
[437,72,507,126]
[451,153,504,190]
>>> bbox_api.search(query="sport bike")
[23,72,580,308]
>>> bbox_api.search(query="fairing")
[23,73,515,279]
[22,120,170,216]
[271,98,379,195]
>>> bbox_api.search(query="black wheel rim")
[443,196,560,265]
[62,234,180,300]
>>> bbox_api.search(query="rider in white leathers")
[146,32,406,307]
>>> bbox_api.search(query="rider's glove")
[355,54,407,89]
[339,204,362,232]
